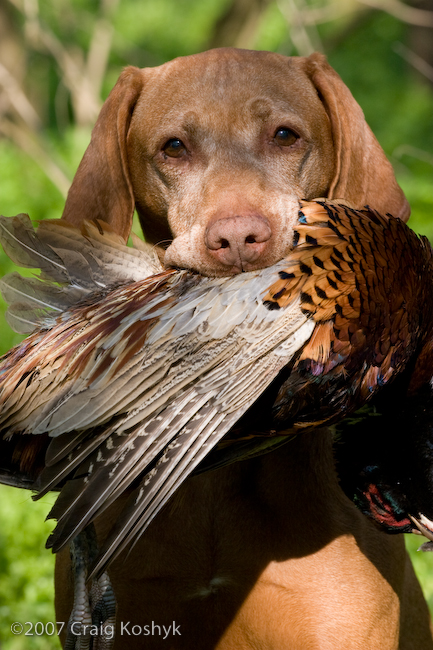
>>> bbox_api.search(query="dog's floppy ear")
[62,66,144,240]
[304,53,410,221]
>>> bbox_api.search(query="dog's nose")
[205,215,272,272]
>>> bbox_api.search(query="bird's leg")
[64,525,117,650]
[88,565,117,649]
[64,528,92,650]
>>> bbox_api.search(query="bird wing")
[0,213,316,569]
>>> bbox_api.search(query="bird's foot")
[64,525,117,650]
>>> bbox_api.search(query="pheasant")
[1,199,433,642]
[336,382,433,546]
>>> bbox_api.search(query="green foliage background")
[0,1,432,648]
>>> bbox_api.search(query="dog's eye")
[162,138,187,158]
[273,128,298,147]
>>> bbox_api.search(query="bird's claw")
[64,526,116,650]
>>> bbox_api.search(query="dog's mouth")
[408,514,433,550]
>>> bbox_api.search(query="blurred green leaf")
[0,486,58,650]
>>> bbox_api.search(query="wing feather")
[39,308,313,568]
[0,215,163,334]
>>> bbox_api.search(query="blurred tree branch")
[0,61,41,130]
[357,0,433,27]
[0,0,120,197]
[7,0,120,126]
[277,0,324,54]
[208,0,271,49]
[394,42,433,82]
[0,118,71,195]
[0,45,70,196]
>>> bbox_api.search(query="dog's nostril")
[205,215,272,270]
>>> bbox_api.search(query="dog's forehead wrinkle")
[171,51,302,95]
[248,97,274,119]
[246,98,312,135]
[146,59,320,118]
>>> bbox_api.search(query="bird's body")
[1,199,433,576]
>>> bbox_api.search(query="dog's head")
[62,48,409,276]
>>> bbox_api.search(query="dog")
[57,48,432,649]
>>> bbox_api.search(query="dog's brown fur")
[58,48,432,648]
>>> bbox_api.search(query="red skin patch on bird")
[365,484,411,529]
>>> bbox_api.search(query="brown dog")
[57,48,432,649]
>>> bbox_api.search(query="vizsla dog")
[57,48,432,649]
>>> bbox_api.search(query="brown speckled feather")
[263,201,433,427]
